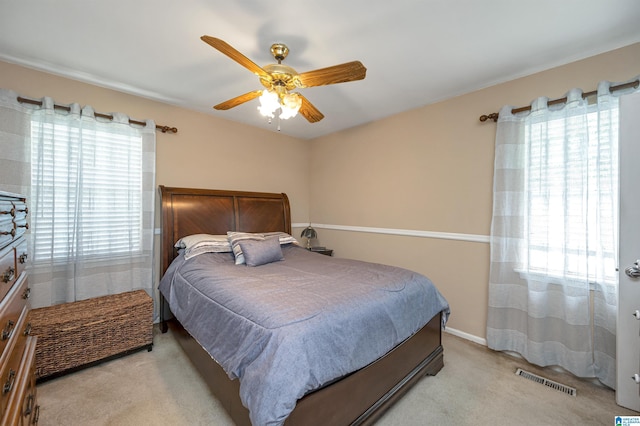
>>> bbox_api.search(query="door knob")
[634,310,640,320]
[633,373,640,384]
[625,260,640,278]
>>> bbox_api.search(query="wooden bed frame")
[158,185,444,426]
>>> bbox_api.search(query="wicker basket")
[27,289,153,380]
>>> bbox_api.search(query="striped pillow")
[263,232,300,246]
[227,232,265,265]
[174,234,232,260]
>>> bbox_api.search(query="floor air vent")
[515,368,577,396]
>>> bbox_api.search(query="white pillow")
[263,231,300,246]
[175,234,229,249]
[175,234,232,260]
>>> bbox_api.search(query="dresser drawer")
[0,305,30,421]
[0,275,30,366]
[0,200,28,248]
[0,201,14,249]
[18,351,38,426]
[11,202,27,241]
[0,202,14,218]
[2,336,37,426]
[0,238,28,302]
[0,245,17,302]
[14,241,27,284]
[0,218,12,250]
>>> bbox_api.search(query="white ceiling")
[1,1,639,139]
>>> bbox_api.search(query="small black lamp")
[300,225,317,249]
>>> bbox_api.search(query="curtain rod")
[16,96,178,134]
[478,79,640,123]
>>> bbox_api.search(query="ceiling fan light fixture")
[258,90,280,118]
[280,93,302,120]
[257,90,301,120]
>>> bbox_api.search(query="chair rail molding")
[292,223,489,244]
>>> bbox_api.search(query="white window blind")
[524,106,618,286]
[30,118,144,262]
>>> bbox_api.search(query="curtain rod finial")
[157,126,178,133]
[479,113,499,123]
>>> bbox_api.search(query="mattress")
[159,244,449,425]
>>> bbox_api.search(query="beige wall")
[0,60,311,225]
[1,42,639,339]
[310,42,640,340]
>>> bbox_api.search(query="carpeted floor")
[36,326,638,425]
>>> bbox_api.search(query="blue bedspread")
[159,245,449,425]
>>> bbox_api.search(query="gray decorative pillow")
[238,237,284,267]
[227,232,265,265]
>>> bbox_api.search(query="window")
[524,105,618,286]
[30,115,145,263]
[488,83,630,390]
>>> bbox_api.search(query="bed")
[157,185,449,426]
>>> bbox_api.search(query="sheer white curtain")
[487,79,639,389]
[0,89,156,308]
[0,89,31,196]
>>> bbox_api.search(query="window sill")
[514,268,616,291]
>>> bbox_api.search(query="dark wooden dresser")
[0,191,39,425]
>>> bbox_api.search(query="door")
[617,91,640,411]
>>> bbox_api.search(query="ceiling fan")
[201,36,367,123]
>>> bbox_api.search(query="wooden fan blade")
[214,90,262,110]
[201,36,270,78]
[297,61,366,88]
[298,95,324,123]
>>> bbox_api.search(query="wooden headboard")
[159,186,292,274]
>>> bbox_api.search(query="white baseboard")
[444,327,487,346]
